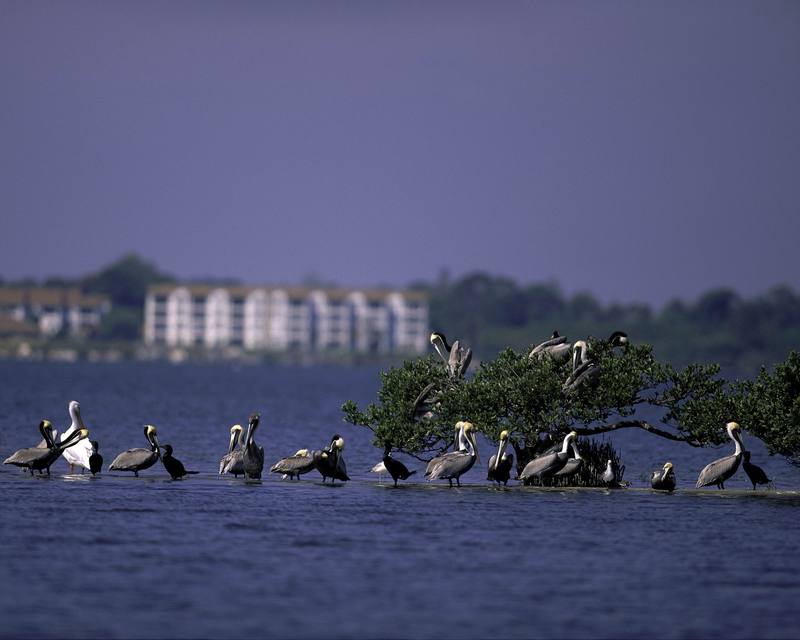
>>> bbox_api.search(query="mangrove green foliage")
[343,341,800,467]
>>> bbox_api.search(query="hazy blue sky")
[1,1,798,305]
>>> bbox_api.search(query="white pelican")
[60,401,93,472]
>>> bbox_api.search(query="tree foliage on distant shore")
[412,272,800,373]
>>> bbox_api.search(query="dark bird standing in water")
[382,444,416,487]
[88,440,103,476]
[487,430,514,486]
[314,435,349,484]
[161,444,199,480]
[742,451,770,490]
[242,413,264,480]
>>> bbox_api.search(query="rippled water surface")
[1,361,799,639]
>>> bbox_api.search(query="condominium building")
[0,287,111,337]
[144,284,428,354]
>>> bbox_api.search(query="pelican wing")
[695,454,741,488]
[520,451,565,480]
[553,457,582,478]
[4,447,51,466]
[270,455,316,475]
[427,451,473,480]
[109,448,157,471]
[220,450,244,475]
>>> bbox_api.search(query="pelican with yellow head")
[109,425,160,477]
[487,429,514,486]
[519,430,578,485]
[426,422,479,487]
[4,420,89,476]
[219,424,245,477]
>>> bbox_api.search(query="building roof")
[0,287,110,308]
[147,283,428,303]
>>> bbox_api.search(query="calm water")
[1,361,799,640]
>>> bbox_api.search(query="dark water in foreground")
[1,362,799,640]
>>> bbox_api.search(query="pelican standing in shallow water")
[519,431,577,485]
[4,421,89,475]
[382,445,416,487]
[270,449,316,480]
[425,422,467,477]
[742,451,770,490]
[696,422,745,489]
[109,425,160,477]
[651,462,676,491]
[60,401,93,472]
[242,413,264,480]
[219,425,245,477]
[487,430,513,486]
[314,435,349,484]
[426,422,479,487]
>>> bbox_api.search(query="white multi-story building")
[0,287,110,337]
[144,284,428,354]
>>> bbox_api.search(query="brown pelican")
[651,462,676,491]
[563,332,629,394]
[425,422,467,477]
[529,331,571,362]
[270,449,316,480]
[242,413,264,480]
[382,445,416,487]
[411,382,440,421]
[109,425,160,477]
[314,435,349,484]
[60,401,93,472]
[487,430,513,486]
[4,421,89,475]
[88,441,103,476]
[430,332,472,378]
[742,451,770,490]
[696,422,745,489]
[219,425,245,477]
[426,422,479,487]
[519,431,577,485]
[552,442,583,483]
[161,444,199,480]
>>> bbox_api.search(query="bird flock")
[0,332,774,492]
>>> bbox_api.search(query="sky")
[1,0,798,305]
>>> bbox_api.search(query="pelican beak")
[227,429,238,454]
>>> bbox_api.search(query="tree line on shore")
[4,255,800,375]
